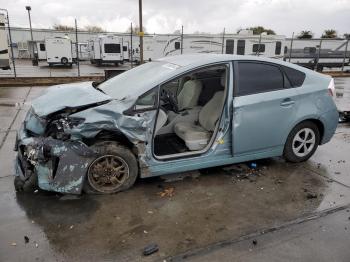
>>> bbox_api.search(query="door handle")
[280,98,295,107]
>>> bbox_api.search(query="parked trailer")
[285,38,350,71]
[0,13,10,70]
[140,31,286,61]
[88,35,124,66]
[36,37,74,67]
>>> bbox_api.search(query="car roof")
[156,53,318,74]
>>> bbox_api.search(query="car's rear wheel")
[283,121,320,163]
[84,141,138,194]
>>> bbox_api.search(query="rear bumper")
[319,109,339,144]
[15,124,97,194]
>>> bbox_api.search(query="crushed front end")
[14,107,97,194]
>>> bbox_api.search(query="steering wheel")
[161,89,179,113]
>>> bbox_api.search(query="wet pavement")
[0,80,349,261]
[0,59,131,78]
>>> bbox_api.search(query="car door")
[232,61,298,155]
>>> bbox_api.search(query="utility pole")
[25,6,35,60]
[288,32,294,62]
[0,8,16,77]
[130,22,133,68]
[221,27,225,54]
[180,25,183,54]
[138,0,143,63]
[75,19,80,76]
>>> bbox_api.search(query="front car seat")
[177,79,203,111]
[174,91,225,151]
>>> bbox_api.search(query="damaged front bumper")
[14,123,97,194]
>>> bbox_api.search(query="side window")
[174,42,181,50]
[237,62,284,96]
[282,66,306,87]
[284,46,288,54]
[134,88,158,111]
[123,46,127,52]
[252,44,265,53]
[225,40,234,54]
[275,41,282,55]
[39,43,46,51]
[237,40,245,55]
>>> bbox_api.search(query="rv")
[284,38,350,71]
[0,13,10,70]
[88,35,124,66]
[36,37,74,67]
[140,31,286,61]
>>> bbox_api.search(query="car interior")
[153,64,228,158]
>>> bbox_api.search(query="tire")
[84,141,138,194]
[61,57,68,65]
[283,121,320,163]
[14,171,38,193]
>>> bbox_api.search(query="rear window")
[104,44,120,53]
[237,62,284,96]
[282,66,306,87]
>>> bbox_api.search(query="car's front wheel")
[283,121,320,163]
[84,141,138,194]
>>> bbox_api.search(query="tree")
[297,30,313,39]
[246,26,276,35]
[84,25,104,33]
[53,24,74,31]
[321,29,337,38]
[173,29,181,34]
[126,26,146,34]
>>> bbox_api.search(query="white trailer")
[37,37,74,67]
[0,13,10,70]
[88,35,124,66]
[140,31,286,61]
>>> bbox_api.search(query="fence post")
[341,39,349,72]
[221,28,225,54]
[75,19,80,77]
[181,25,183,54]
[288,32,294,62]
[315,38,322,71]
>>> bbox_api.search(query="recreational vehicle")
[88,35,124,66]
[36,37,74,67]
[0,13,10,70]
[141,31,286,61]
[285,38,350,71]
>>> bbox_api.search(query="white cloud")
[1,0,350,37]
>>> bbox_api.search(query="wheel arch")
[287,118,325,145]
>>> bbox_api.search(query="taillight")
[327,78,335,97]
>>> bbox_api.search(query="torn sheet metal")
[16,130,97,194]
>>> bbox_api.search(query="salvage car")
[14,54,338,194]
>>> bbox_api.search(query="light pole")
[0,8,16,77]
[25,6,35,61]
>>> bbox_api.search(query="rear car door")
[232,61,299,155]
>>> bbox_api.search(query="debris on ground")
[143,243,159,256]
[34,242,39,248]
[24,236,29,244]
[306,192,318,199]
[252,239,258,245]
[157,187,175,198]
[222,163,264,182]
[69,225,74,229]
[10,242,17,246]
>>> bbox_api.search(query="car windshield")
[99,61,181,100]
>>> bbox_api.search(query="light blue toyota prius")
[14,54,338,194]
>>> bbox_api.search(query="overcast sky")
[1,0,350,37]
